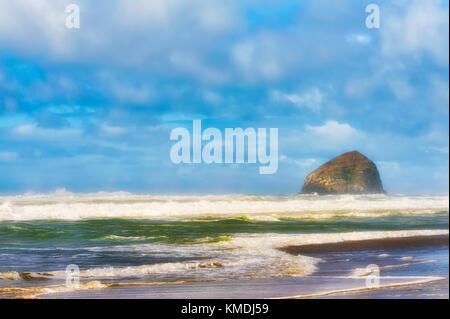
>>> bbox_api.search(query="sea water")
[0,193,448,298]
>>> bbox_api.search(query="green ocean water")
[0,213,448,248]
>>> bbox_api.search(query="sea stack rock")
[301,151,385,195]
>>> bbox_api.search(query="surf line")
[170,120,278,174]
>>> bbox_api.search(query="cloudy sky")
[0,0,448,195]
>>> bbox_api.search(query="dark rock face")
[301,151,385,195]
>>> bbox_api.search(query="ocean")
[0,192,448,299]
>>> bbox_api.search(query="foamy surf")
[0,280,109,299]
[1,229,446,283]
[0,193,447,221]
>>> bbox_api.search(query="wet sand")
[284,234,449,299]
[280,234,449,255]
[314,278,449,299]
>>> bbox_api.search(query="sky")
[0,0,448,195]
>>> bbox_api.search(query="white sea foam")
[0,271,21,280]
[0,193,447,221]
[1,229,446,283]
[353,260,439,277]
[0,281,107,299]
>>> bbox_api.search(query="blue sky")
[0,0,448,195]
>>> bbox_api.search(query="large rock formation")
[301,151,385,195]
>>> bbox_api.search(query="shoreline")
[279,276,447,299]
[280,234,449,255]
[37,235,448,299]
[277,234,449,299]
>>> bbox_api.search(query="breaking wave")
[0,193,447,221]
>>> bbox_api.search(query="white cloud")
[115,0,171,27]
[191,1,239,32]
[115,0,239,32]
[0,0,76,57]
[346,33,371,45]
[428,75,449,114]
[344,63,414,100]
[282,120,366,154]
[3,97,18,111]
[11,124,81,141]
[0,151,18,162]
[306,120,363,141]
[232,33,289,82]
[343,64,392,98]
[147,125,166,132]
[344,78,374,99]
[381,0,449,65]
[388,78,414,100]
[97,71,154,105]
[418,124,449,149]
[100,124,126,136]
[0,0,243,66]
[13,124,35,135]
[280,155,320,168]
[272,88,324,111]
[429,146,449,155]
[301,121,366,151]
[202,91,223,105]
[376,160,402,173]
[46,104,80,114]
[170,51,229,84]
[376,160,449,194]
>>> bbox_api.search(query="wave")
[1,229,446,284]
[0,271,22,281]
[0,194,447,221]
